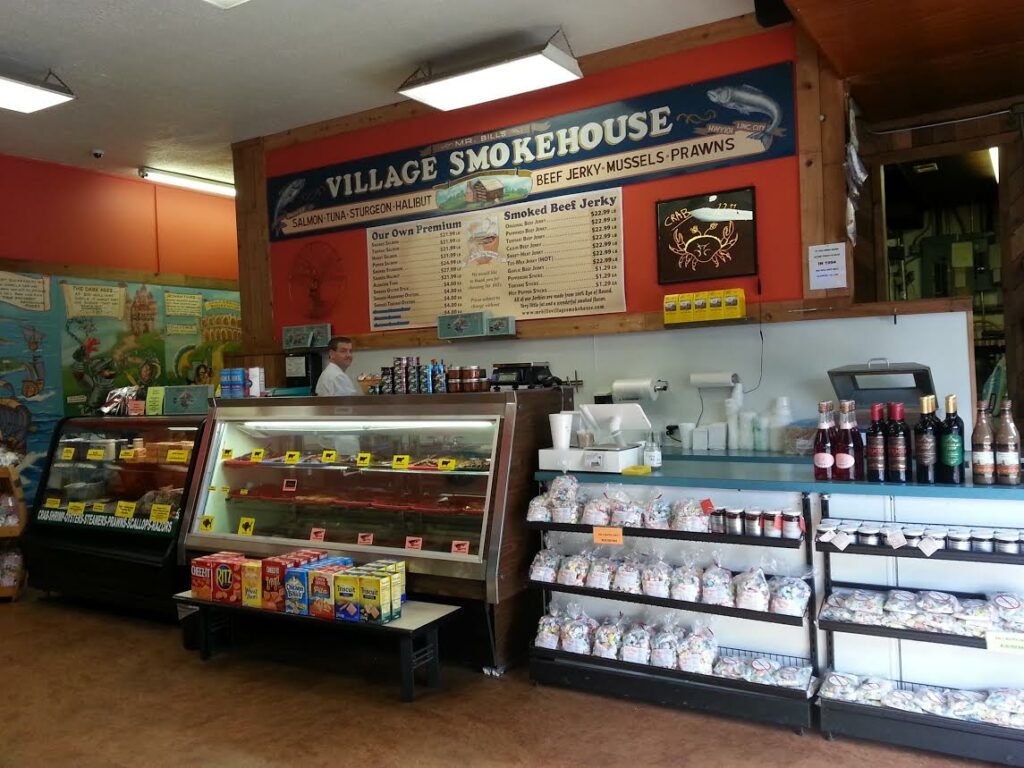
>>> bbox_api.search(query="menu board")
[367,188,625,330]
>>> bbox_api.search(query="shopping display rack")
[0,466,27,601]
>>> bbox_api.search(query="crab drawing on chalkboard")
[667,206,741,271]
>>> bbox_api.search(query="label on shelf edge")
[239,489,249,496]
[199,515,214,531]
[593,527,624,545]
[986,631,1024,654]
[309,527,326,542]
[166,449,188,464]
[86,448,105,461]
[282,479,297,492]
[114,501,136,518]
[451,540,470,554]
[238,517,255,535]
[44,497,60,509]
[91,502,106,513]
[284,451,301,464]
[392,454,411,469]
[67,501,86,516]
[220,486,230,494]
[321,450,337,463]
[404,536,423,550]
[250,449,265,462]
[149,503,172,523]
[356,452,371,467]
[220,449,233,460]
[438,458,457,471]
[60,447,75,461]
[357,532,374,545]
[119,449,135,460]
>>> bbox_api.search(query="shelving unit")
[526,520,804,548]
[0,466,28,601]
[817,540,1024,565]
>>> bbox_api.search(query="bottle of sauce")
[813,400,835,480]
[972,402,995,486]
[914,395,939,484]
[832,400,860,481]
[996,399,1021,486]
[938,394,965,485]
[865,403,887,483]
[885,402,911,483]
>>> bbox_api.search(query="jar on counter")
[744,509,764,537]
[763,509,784,538]
[461,365,480,380]
[816,518,839,542]
[923,527,948,549]
[838,522,860,538]
[725,509,744,536]
[947,528,972,551]
[995,530,1021,555]
[782,510,802,539]
[710,508,726,534]
[879,524,902,546]
[857,524,881,547]
[903,526,925,547]
[972,528,995,553]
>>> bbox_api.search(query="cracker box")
[242,559,262,608]
[284,566,312,615]
[190,555,216,601]
[359,572,392,624]
[375,559,406,613]
[308,565,348,619]
[334,570,362,622]
[261,556,289,611]
[211,556,243,604]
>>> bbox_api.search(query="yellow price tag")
[220,448,233,460]
[220,486,230,494]
[285,451,301,464]
[438,458,457,471]
[356,452,371,467]
[238,517,256,535]
[91,502,107,513]
[67,501,86,516]
[250,449,265,463]
[239,488,249,496]
[166,449,188,464]
[115,501,136,519]
[149,503,172,523]
[45,497,61,509]
[321,450,337,463]
[60,447,75,461]
[119,448,135,460]
[198,515,214,532]
[392,454,411,470]
[86,448,106,461]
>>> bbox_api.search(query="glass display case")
[182,390,568,669]
[24,416,205,611]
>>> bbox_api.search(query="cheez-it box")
[211,556,242,604]
[190,555,216,601]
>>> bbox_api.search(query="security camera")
[91,149,105,159]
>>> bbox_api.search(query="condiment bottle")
[914,395,939,485]
[885,402,911,483]
[832,400,860,481]
[938,394,965,485]
[813,400,836,480]
[643,432,662,469]
[865,403,887,483]
[996,399,1021,486]
[847,401,865,480]
[972,402,995,485]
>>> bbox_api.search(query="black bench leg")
[426,627,441,689]
[198,608,212,661]
[399,636,415,702]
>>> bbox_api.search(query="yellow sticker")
[438,458,457,471]
[239,488,249,496]
[166,449,188,464]
[67,501,86,516]
[115,501,136,519]
[321,450,337,463]
[356,452,371,467]
[119,448,135,460]
[250,449,265,463]
[60,447,75,461]
[392,454,411,470]
[238,517,256,535]
[149,503,172,523]
[220,448,234,460]
[199,515,214,532]
[91,501,107,513]
[220,486,230,494]
[284,451,301,464]
[208,485,217,492]
[86,448,106,461]
[45,497,61,509]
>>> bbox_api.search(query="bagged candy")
[857,677,896,704]
[612,554,642,595]
[534,605,562,649]
[556,552,591,587]
[620,620,653,665]
[819,672,861,701]
[585,550,618,591]
[775,666,813,691]
[593,615,627,660]
[548,474,579,505]
[742,657,780,685]
[985,689,1024,714]
[670,557,702,602]
[529,548,560,583]
[844,589,886,615]
[610,498,643,528]
[650,614,682,669]
[883,590,919,614]
[954,599,998,625]
[551,504,580,524]
[882,690,922,713]
[581,497,612,526]
[914,688,950,716]
[769,575,811,616]
[713,655,745,679]
[819,593,855,623]
[701,555,734,607]
[642,493,672,530]
[990,592,1024,623]
[560,603,597,655]
[641,553,672,598]
[734,566,770,612]
[916,590,961,615]
[946,690,986,720]
[526,495,551,522]
[678,622,717,674]
[670,498,709,532]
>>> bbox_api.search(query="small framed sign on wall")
[656,187,758,284]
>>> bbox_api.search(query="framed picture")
[656,187,758,284]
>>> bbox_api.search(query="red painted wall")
[0,152,239,279]
[267,26,800,336]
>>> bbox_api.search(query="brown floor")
[0,593,967,768]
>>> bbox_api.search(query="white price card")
[918,537,943,557]
[831,531,853,551]
[986,631,1024,654]
[886,530,907,549]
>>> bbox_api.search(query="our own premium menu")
[367,188,625,330]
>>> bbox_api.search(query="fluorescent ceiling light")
[200,0,253,8]
[398,39,581,111]
[990,146,1000,183]
[139,167,235,197]
[0,72,74,114]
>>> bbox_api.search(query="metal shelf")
[817,619,987,648]
[223,460,489,477]
[526,520,804,547]
[530,580,807,626]
[817,541,1024,565]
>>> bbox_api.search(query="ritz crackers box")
[242,560,262,608]
[211,556,243,604]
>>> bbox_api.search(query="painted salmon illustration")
[707,85,782,150]
[272,179,306,232]
[690,206,754,223]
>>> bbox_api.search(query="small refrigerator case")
[828,358,935,426]
[24,416,206,612]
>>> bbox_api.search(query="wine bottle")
[847,401,865,480]
[832,400,860,481]
[972,402,995,485]
[938,394,965,485]
[885,402,911,483]
[865,403,887,483]
[914,395,938,485]
[813,400,835,481]
[996,399,1021,486]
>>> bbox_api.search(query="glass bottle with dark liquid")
[832,400,861,481]
[813,400,835,481]
[885,401,911,483]
[972,402,995,486]
[996,399,1021,486]
[914,394,939,485]
[865,403,886,483]
[938,394,965,485]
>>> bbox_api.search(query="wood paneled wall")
[1002,135,1024,418]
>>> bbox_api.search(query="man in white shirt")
[315,336,359,396]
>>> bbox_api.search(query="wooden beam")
[795,28,827,300]
[0,258,238,291]
[232,138,275,350]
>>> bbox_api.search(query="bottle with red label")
[885,402,912,483]
[813,400,836,480]
[832,400,861,481]
[865,403,887,483]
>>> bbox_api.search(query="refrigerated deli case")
[24,416,205,611]
[182,390,567,669]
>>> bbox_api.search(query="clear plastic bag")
[551,503,580,524]
[916,590,961,615]
[712,655,745,679]
[954,599,998,625]
[556,551,591,587]
[592,614,627,660]
[548,474,579,505]
[620,620,653,665]
[843,589,886,615]
[769,575,811,616]
[581,497,613,526]
[819,672,861,701]
[641,551,672,598]
[775,666,813,691]
[734,565,770,612]
[526,495,551,522]
[678,621,717,674]
[883,589,919,614]
[989,592,1024,622]
[946,689,987,720]
[642,491,672,530]
[670,555,702,602]
[529,548,561,583]
[650,614,682,669]
[741,657,780,685]
[881,690,922,713]
[701,553,734,607]
[585,549,618,591]
[857,676,896,704]
[985,688,1024,714]
[611,552,643,595]
[914,688,950,717]
[670,498,709,532]
[609,498,643,528]
[534,604,562,649]
[559,602,597,655]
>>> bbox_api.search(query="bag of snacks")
[610,498,643,528]
[560,602,597,655]
[620,620,653,665]
[883,589,919,614]
[916,590,961,615]
[581,497,613,526]
[592,614,627,660]
[881,690,922,713]
[769,574,811,616]
[642,491,672,530]
[548,474,579,505]
[857,676,895,704]
[819,593,855,623]
[534,604,562,649]
[650,614,682,669]
[677,622,717,674]
[641,552,672,598]
[844,589,886,615]
[989,592,1024,623]
[556,551,591,587]
[551,503,580,524]
[585,549,618,591]
[914,687,950,716]
[611,553,642,594]
[529,534,562,582]
[713,655,745,679]
[734,565,770,612]
[775,666,813,691]
[742,657,781,686]
[819,671,861,701]
[670,555,702,602]
[526,495,551,522]
[955,599,998,625]
[670,498,708,532]
[946,690,986,720]
[985,689,1024,714]
[701,554,734,607]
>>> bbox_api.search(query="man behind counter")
[315,336,358,396]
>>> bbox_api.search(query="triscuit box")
[359,572,392,624]
[378,559,406,604]
[375,560,405,614]
[242,559,262,608]
[334,570,362,622]
[284,567,312,615]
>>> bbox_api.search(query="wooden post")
[232,137,274,351]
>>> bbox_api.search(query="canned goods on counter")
[763,510,783,538]
[743,509,763,537]
[782,511,802,539]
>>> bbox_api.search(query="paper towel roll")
[689,372,740,388]
[612,378,661,402]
